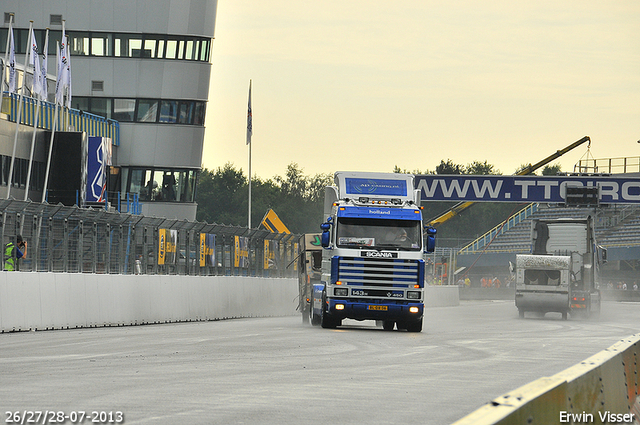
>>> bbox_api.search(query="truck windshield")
[336,217,422,251]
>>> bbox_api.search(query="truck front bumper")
[328,298,423,321]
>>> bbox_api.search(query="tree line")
[195,160,563,247]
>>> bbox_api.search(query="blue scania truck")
[308,171,436,332]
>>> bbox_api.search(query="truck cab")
[310,172,436,332]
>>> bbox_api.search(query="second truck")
[306,171,436,332]
[515,216,606,320]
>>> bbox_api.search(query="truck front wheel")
[320,293,340,329]
[382,321,394,331]
[321,311,339,329]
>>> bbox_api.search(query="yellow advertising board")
[199,233,215,267]
[234,236,249,268]
[260,209,290,234]
[158,229,177,265]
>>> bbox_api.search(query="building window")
[0,29,212,62]
[143,39,157,58]
[159,101,178,123]
[157,39,165,59]
[71,32,90,56]
[113,99,136,122]
[123,167,198,203]
[90,98,112,119]
[72,97,89,112]
[165,39,178,59]
[73,97,206,126]
[0,155,45,191]
[176,40,185,60]
[193,103,205,125]
[137,100,159,122]
[91,33,112,56]
[178,101,194,124]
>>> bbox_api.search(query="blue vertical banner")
[86,136,112,203]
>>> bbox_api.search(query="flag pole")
[25,27,46,201]
[7,21,33,199]
[248,136,252,228]
[43,39,62,203]
[0,14,13,114]
[246,80,252,229]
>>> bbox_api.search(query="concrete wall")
[0,273,298,332]
[425,285,460,307]
[0,274,461,332]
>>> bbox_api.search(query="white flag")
[65,42,72,108]
[39,30,49,99]
[246,80,252,145]
[8,27,16,93]
[55,24,69,106]
[29,28,44,99]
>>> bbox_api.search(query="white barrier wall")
[0,274,461,332]
[425,285,460,307]
[0,273,299,332]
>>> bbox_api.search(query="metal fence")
[1,92,120,146]
[1,199,299,277]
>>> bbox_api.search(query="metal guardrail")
[1,91,120,146]
[0,199,299,277]
[576,156,640,174]
[457,203,538,254]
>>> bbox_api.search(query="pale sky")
[203,1,640,179]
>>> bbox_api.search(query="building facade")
[1,0,218,220]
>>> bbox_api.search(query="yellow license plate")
[368,305,388,311]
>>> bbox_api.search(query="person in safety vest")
[4,234,27,271]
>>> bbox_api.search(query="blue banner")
[344,178,407,197]
[415,175,640,204]
[86,136,111,203]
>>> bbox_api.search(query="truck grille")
[337,257,420,286]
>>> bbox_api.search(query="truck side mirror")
[599,245,607,264]
[320,218,332,248]
[424,226,437,253]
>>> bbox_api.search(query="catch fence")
[1,199,299,277]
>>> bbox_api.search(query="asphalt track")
[2,300,640,424]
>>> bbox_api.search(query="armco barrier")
[452,334,640,424]
[0,273,299,332]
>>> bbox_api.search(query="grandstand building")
[0,0,218,220]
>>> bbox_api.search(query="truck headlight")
[334,288,348,296]
[409,306,420,313]
[407,291,421,300]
